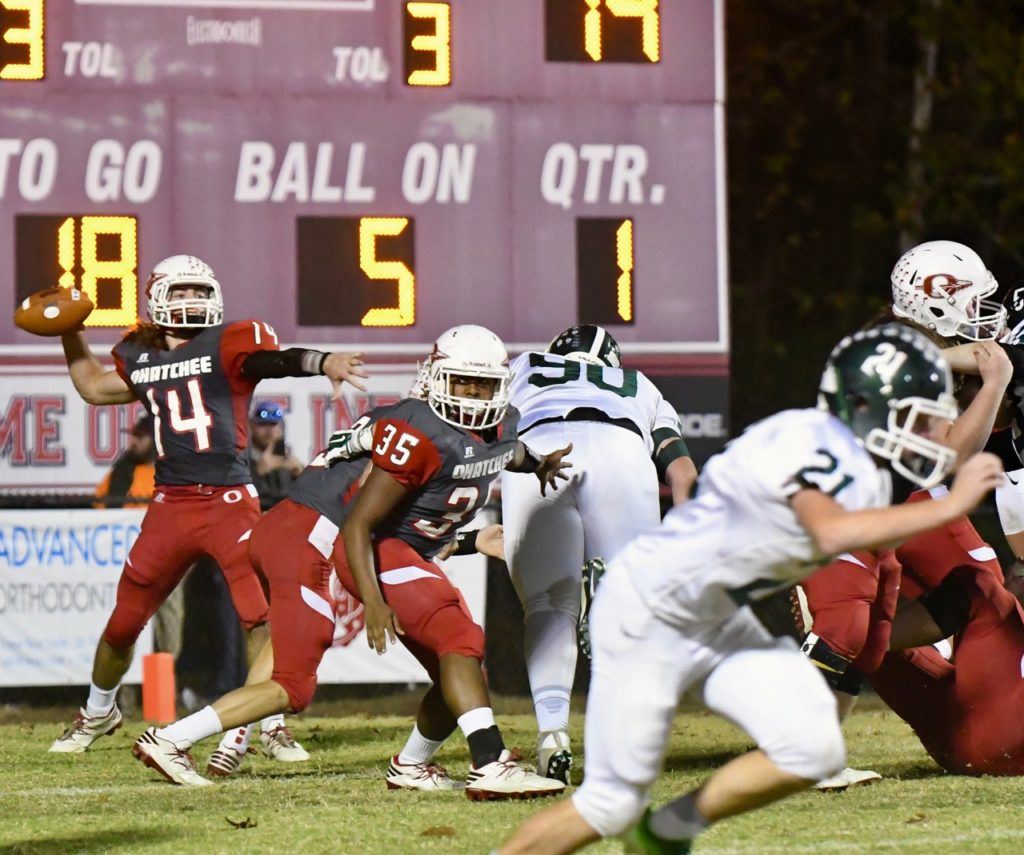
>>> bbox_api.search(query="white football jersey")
[618,408,891,628]
[509,352,681,454]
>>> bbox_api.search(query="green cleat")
[622,809,693,854]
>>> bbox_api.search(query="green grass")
[3,697,1024,854]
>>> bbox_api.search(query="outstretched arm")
[242,348,369,397]
[507,441,573,496]
[792,452,1003,556]
[61,331,135,405]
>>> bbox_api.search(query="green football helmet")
[548,324,621,368]
[818,323,957,489]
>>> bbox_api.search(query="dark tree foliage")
[728,0,1024,429]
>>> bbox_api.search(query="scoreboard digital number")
[1,0,723,351]
[15,214,138,328]
[0,0,44,81]
[0,0,662,85]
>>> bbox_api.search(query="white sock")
[398,724,445,765]
[85,682,119,717]
[456,707,496,739]
[217,724,253,755]
[524,610,576,732]
[260,714,285,734]
[156,705,222,748]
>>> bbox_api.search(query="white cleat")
[206,746,247,777]
[537,730,573,784]
[132,727,212,787]
[386,755,464,792]
[814,766,883,791]
[260,725,310,762]
[48,706,123,753]
[465,749,567,801]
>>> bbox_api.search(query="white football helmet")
[146,255,224,329]
[891,240,1005,340]
[424,325,510,430]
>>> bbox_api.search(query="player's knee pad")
[423,605,485,660]
[799,632,862,693]
[762,690,846,781]
[572,781,648,838]
[919,569,977,637]
[272,672,317,713]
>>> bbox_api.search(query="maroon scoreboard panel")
[0,0,728,458]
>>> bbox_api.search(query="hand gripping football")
[14,287,94,336]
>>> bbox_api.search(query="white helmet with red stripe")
[425,325,511,430]
[891,240,1004,340]
[146,255,223,329]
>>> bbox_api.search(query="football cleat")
[132,727,211,787]
[578,557,606,660]
[48,705,123,753]
[537,730,572,784]
[386,755,463,791]
[814,766,882,791]
[622,808,693,854]
[260,725,310,762]
[465,749,566,801]
[206,745,246,777]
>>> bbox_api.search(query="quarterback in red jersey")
[132,325,571,798]
[48,255,367,768]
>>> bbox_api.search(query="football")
[13,287,94,337]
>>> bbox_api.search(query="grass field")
[4,696,1024,854]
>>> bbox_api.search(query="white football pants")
[502,420,661,733]
[572,569,845,838]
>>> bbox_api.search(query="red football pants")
[103,484,267,649]
[871,566,1024,775]
[248,498,337,713]
[333,535,484,682]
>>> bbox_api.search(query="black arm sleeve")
[242,348,327,381]
[651,427,690,482]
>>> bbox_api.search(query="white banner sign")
[0,355,420,492]
[0,509,152,686]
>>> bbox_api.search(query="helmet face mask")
[146,255,224,329]
[819,324,957,490]
[424,325,510,431]
[548,324,621,367]
[864,395,958,490]
[891,240,1005,341]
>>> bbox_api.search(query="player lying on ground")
[50,255,366,767]
[796,548,1024,777]
[498,324,1002,855]
[501,324,696,782]
[789,239,1013,789]
[132,325,573,798]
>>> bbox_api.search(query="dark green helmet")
[818,323,957,488]
[548,325,621,367]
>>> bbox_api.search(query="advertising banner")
[0,509,151,686]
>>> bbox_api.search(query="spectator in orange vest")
[94,416,156,509]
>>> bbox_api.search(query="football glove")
[324,424,374,465]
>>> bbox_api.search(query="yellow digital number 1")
[583,0,660,63]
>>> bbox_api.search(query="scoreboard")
[0,0,727,357]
